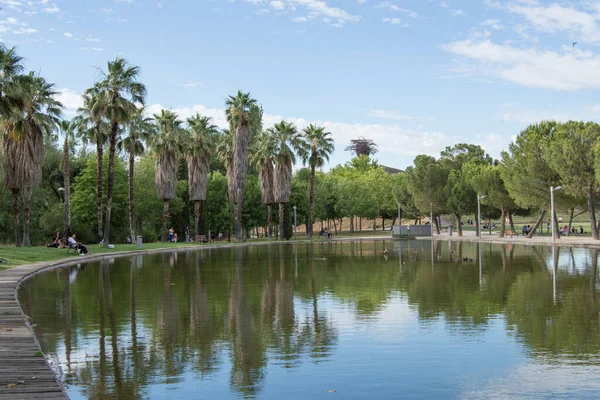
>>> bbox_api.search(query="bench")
[196,235,208,243]
[505,230,515,237]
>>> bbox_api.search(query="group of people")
[320,227,332,239]
[47,230,89,255]
[168,226,192,243]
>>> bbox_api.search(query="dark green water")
[18,240,600,399]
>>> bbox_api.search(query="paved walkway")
[0,261,68,399]
[431,229,600,247]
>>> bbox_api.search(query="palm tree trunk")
[128,150,135,243]
[63,136,71,242]
[194,200,200,240]
[308,164,316,237]
[22,187,31,247]
[103,121,118,246]
[11,188,21,247]
[162,199,169,242]
[279,203,285,240]
[234,203,241,241]
[267,204,273,240]
[96,139,104,242]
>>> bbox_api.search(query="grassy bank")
[0,231,392,269]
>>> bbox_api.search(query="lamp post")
[293,205,297,240]
[477,195,486,239]
[551,186,563,244]
[430,203,434,239]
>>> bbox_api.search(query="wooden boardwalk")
[0,263,68,399]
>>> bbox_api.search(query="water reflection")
[18,241,600,399]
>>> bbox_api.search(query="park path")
[0,261,68,399]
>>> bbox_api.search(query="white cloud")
[382,17,405,26]
[442,39,600,90]
[243,0,360,26]
[181,81,203,88]
[270,0,284,10]
[56,89,83,116]
[42,3,60,13]
[377,2,418,18]
[64,32,73,38]
[145,102,468,159]
[368,109,432,121]
[12,27,37,34]
[451,9,464,16]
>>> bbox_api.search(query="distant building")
[382,166,404,175]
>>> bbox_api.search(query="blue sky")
[2,0,600,169]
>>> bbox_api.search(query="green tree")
[225,91,258,241]
[297,124,334,237]
[405,155,449,234]
[75,88,109,242]
[271,121,300,239]
[500,122,560,238]
[2,72,62,246]
[250,130,276,239]
[118,111,155,242]
[71,154,128,243]
[186,114,217,240]
[152,110,183,242]
[92,57,146,246]
[547,121,600,240]
[58,119,78,240]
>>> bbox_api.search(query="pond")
[18,240,600,399]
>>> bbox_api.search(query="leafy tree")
[225,91,258,241]
[75,88,109,242]
[392,173,420,224]
[186,114,217,240]
[117,111,155,242]
[58,119,78,240]
[250,130,276,239]
[152,110,183,242]
[405,155,449,234]
[547,121,600,239]
[297,124,334,237]
[2,72,62,246]
[92,57,146,246]
[71,154,128,243]
[500,122,561,238]
[271,121,300,239]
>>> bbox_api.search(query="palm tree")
[225,91,258,242]
[118,110,155,243]
[215,129,235,203]
[152,110,183,242]
[186,113,218,240]
[75,89,109,242]
[250,130,276,239]
[298,124,334,237]
[271,121,300,240]
[93,58,146,246]
[0,45,24,116]
[1,72,62,246]
[59,119,78,241]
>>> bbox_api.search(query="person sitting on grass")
[67,233,90,255]
[168,227,175,242]
[47,230,61,248]
[580,226,584,234]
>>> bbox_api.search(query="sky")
[2,0,600,170]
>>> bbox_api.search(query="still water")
[18,240,600,399]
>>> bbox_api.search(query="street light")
[430,203,434,239]
[293,205,297,240]
[477,195,487,239]
[551,186,563,244]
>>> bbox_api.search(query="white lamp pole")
[293,205,297,240]
[430,203,434,239]
[477,195,486,239]
[551,186,563,244]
